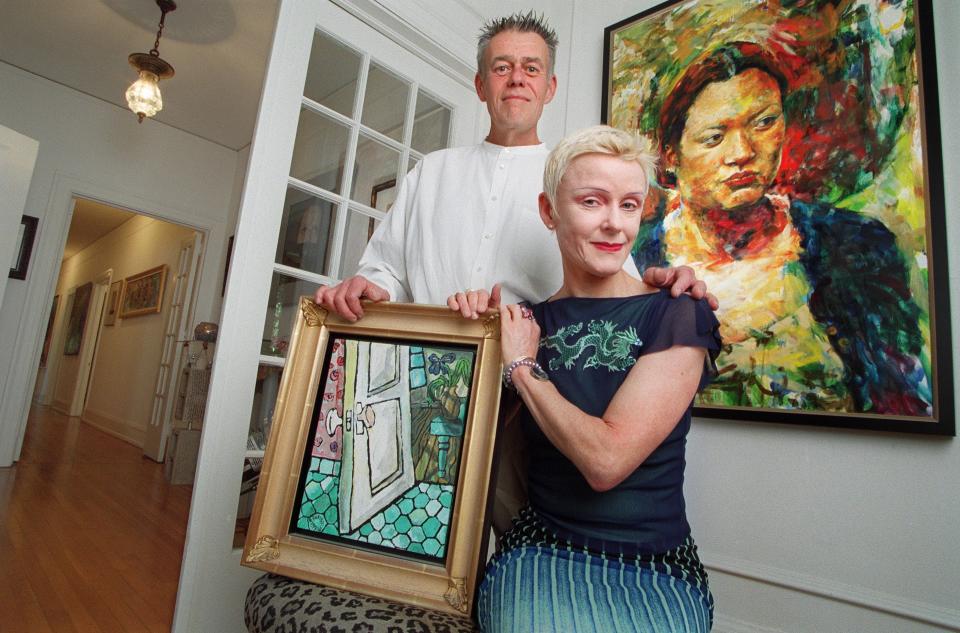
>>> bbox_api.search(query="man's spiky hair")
[477,11,558,77]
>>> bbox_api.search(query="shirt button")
[498,164,504,170]
[491,195,498,201]
[476,266,482,272]
[483,233,493,240]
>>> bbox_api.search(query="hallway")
[0,407,192,632]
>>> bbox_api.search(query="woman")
[455,126,720,632]
[636,42,929,415]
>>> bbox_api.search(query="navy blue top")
[521,289,721,555]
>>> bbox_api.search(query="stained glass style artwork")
[291,337,476,563]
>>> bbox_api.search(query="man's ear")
[538,192,555,229]
[544,73,558,105]
[475,73,487,102]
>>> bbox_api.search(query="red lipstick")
[592,242,623,252]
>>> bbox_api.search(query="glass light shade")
[125,70,163,119]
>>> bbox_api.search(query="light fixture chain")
[151,11,166,56]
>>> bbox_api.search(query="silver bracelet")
[502,356,549,390]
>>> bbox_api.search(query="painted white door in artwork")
[339,340,414,533]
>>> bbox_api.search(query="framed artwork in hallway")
[602,0,953,435]
[242,299,504,617]
[119,265,167,318]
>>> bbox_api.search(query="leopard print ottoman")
[244,574,480,633]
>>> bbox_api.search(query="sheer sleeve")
[643,295,722,390]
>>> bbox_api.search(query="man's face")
[475,30,557,142]
[666,68,785,212]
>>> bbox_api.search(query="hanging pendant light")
[125,0,177,123]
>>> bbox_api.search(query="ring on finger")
[520,306,534,320]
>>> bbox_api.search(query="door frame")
[173,1,483,630]
[0,177,216,467]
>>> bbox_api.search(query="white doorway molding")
[0,173,216,467]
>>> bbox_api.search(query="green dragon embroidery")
[540,320,643,372]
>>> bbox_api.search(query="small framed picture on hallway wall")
[119,265,167,318]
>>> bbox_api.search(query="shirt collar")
[480,140,548,155]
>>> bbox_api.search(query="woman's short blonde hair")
[543,125,658,209]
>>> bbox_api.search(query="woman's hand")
[446,284,501,319]
[499,303,540,363]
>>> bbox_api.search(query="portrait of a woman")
[633,41,930,415]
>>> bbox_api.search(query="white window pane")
[275,188,339,277]
[304,31,361,118]
[338,208,383,278]
[290,108,350,193]
[262,272,321,357]
[411,90,451,154]
[350,133,402,206]
[361,62,410,142]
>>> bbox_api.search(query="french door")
[173,1,481,630]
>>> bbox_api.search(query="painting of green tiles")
[291,336,476,563]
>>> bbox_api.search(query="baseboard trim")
[80,409,144,448]
[703,550,960,631]
[712,613,786,633]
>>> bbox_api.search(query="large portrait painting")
[243,300,503,616]
[603,0,952,434]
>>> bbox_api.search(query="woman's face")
[665,68,785,212]
[540,153,647,279]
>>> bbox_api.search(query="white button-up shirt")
[357,141,640,305]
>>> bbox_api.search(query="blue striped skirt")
[476,508,713,632]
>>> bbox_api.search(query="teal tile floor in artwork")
[297,457,453,559]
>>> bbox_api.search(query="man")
[314,11,714,319]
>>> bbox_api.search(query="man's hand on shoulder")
[642,265,719,311]
[314,275,390,322]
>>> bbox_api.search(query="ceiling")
[0,0,280,151]
[65,199,136,259]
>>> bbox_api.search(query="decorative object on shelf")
[602,0,953,435]
[119,264,167,318]
[125,0,177,123]
[104,280,123,326]
[177,321,218,429]
[193,321,218,343]
[9,215,38,280]
[242,300,503,617]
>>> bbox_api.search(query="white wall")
[0,61,239,467]
[50,215,198,445]
[563,1,960,632]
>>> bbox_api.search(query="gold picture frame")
[242,299,503,617]
[119,265,167,318]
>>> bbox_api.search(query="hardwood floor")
[0,407,193,632]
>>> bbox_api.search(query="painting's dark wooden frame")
[9,215,38,280]
[368,178,396,241]
[602,0,953,436]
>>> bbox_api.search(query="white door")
[339,340,414,533]
[69,274,110,417]
[174,1,482,631]
[144,233,203,462]
[0,125,39,311]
